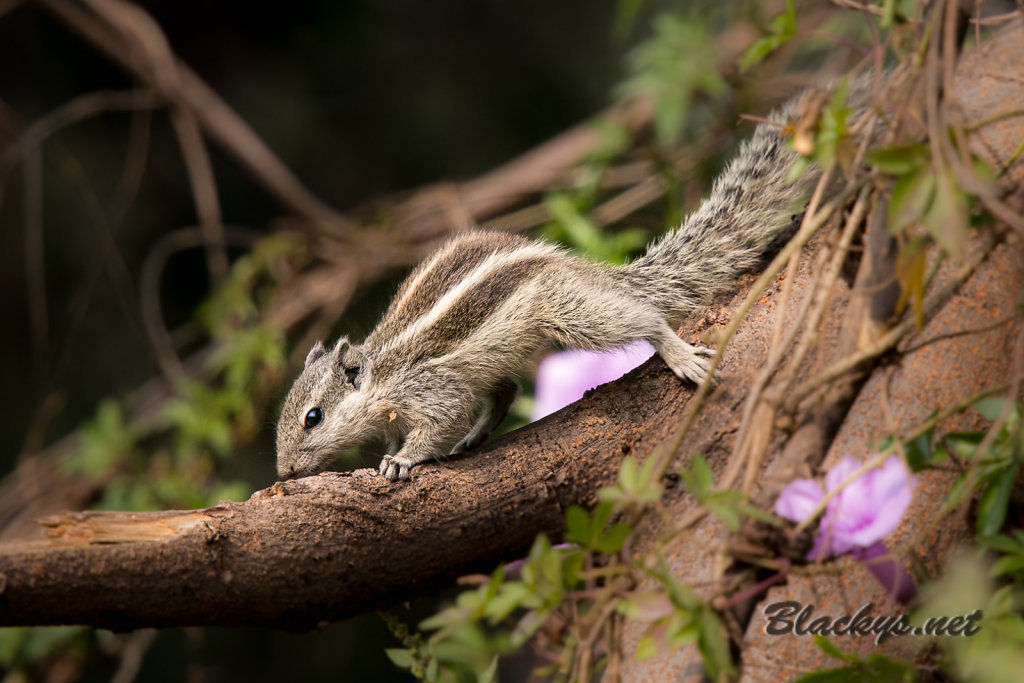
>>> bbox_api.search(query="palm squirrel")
[276,88,830,481]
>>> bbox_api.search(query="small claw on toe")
[693,345,716,358]
[379,455,411,481]
[450,434,484,455]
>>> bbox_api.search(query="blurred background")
[0,0,843,679]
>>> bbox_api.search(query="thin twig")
[39,0,346,226]
[23,149,48,382]
[139,226,264,386]
[170,109,229,283]
[108,109,152,227]
[0,89,160,175]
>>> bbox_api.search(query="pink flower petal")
[532,340,655,420]
[774,479,825,522]
[818,455,915,555]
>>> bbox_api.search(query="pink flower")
[775,455,917,603]
[531,340,655,420]
[776,455,915,556]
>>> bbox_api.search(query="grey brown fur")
[277,91,824,481]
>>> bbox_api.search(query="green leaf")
[942,470,974,513]
[796,668,861,683]
[618,13,727,146]
[866,144,930,175]
[974,397,1015,422]
[592,501,612,533]
[565,505,590,546]
[611,0,645,40]
[697,607,735,680]
[69,400,139,478]
[739,0,796,71]
[617,591,674,621]
[635,633,659,660]
[814,635,856,662]
[599,456,663,507]
[679,454,714,500]
[596,522,632,553]
[863,654,916,681]
[480,655,499,683]
[705,500,741,532]
[991,554,1024,578]
[888,166,935,234]
[620,457,638,490]
[484,583,530,624]
[785,154,813,184]
[816,78,851,170]
[654,94,687,151]
[977,463,1019,537]
[922,166,968,259]
[543,194,604,257]
[944,431,984,460]
[981,533,1023,554]
[881,0,897,27]
[385,648,415,668]
[904,431,937,472]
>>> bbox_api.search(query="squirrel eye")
[304,407,324,429]
[344,366,360,384]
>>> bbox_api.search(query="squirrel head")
[275,337,383,479]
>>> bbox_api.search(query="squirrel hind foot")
[651,335,719,385]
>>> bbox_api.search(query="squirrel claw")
[693,345,716,358]
[450,434,483,455]
[379,455,411,481]
[677,344,722,384]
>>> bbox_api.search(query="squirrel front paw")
[379,454,412,481]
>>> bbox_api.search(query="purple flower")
[531,340,655,420]
[775,455,917,603]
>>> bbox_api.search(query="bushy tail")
[617,95,818,323]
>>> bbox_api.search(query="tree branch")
[0,349,699,630]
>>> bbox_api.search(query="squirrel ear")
[304,341,327,369]
[331,337,351,372]
[335,341,371,389]
[332,336,350,356]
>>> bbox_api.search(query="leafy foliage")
[618,12,727,148]
[797,636,917,682]
[740,0,797,71]
[64,234,296,511]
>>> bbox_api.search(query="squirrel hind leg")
[451,378,520,455]
[648,326,717,385]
